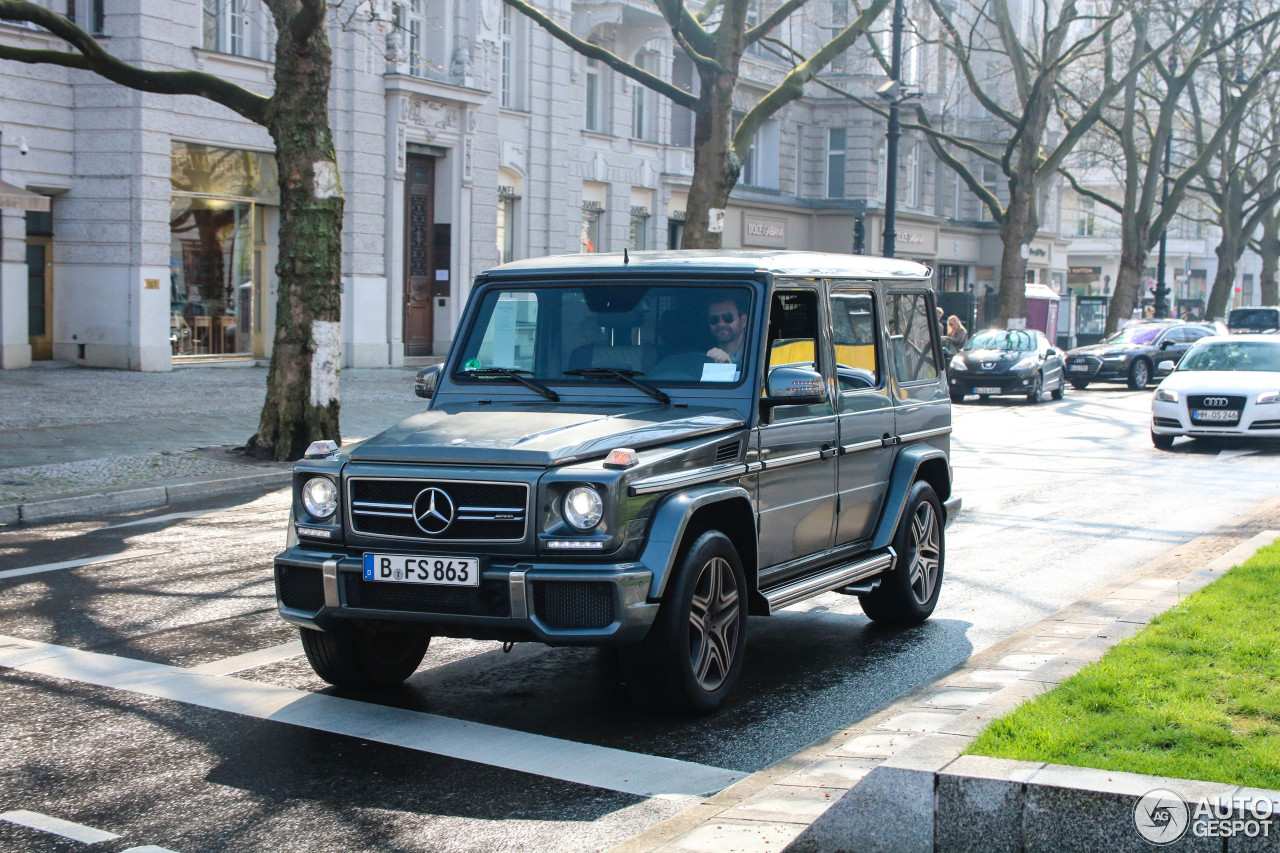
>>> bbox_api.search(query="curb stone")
[606,499,1280,853]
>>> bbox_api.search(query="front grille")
[1153,417,1181,428]
[1251,420,1280,430]
[277,565,325,611]
[1066,357,1101,376]
[532,581,616,630]
[348,478,527,542]
[342,573,510,616]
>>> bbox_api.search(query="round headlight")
[563,486,603,530]
[302,477,338,519]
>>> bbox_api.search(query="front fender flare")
[638,484,753,601]
[872,444,951,551]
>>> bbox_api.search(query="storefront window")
[170,142,278,359]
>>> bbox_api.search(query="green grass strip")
[968,540,1280,789]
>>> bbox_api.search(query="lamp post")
[1153,53,1176,320]
[880,0,905,258]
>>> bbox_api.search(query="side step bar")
[761,549,894,614]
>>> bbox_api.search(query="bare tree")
[502,0,890,249]
[900,0,1224,328]
[0,0,342,461]
[1058,2,1276,334]
[1190,33,1280,321]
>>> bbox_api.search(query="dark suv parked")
[274,251,960,712]
[1064,321,1215,390]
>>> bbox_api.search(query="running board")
[761,549,894,613]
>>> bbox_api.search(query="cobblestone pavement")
[0,362,428,512]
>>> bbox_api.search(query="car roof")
[1195,333,1280,343]
[485,250,933,281]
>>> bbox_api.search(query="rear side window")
[886,292,940,383]
[831,289,880,390]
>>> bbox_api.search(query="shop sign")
[742,214,787,247]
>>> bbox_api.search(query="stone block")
[943,668,1026,689]
[835,730,924,759]
[776,758,879,790]
[919,688,996,709]
[724,786,840,824]
[875,710,960,734]
[936,757,1040,853]
[881,733,969,773]
[786,766,935,853]
[660,818,805,853]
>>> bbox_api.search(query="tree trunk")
[1258,214,1280,306]
[681,64,739,249]
[1107,240,1152,335]
[1205,174,1246,322]
[247,3,344,460]
[995,180,1038,327]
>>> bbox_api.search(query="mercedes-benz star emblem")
[412,487,455,535]
[1202,396,1230,408]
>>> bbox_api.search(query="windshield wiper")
[564,367,671,405]
[465,367,559,401]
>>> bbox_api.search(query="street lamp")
[1153,53,1177,319]
[877,0,906,258]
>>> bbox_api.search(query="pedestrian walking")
[944,315,967,356]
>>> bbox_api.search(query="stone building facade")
[0,0,1067,371]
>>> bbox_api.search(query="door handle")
[880,433,899,447]
[820,442,837,459]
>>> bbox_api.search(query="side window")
[831,289,881,391]
[766,290,821,373]
[886,292,940,383]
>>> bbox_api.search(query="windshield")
[1228,309,1280,329]
[454,283,756,387]
[1101,325,1166,346]
[963,330,1038,352]
[1177,341,1280,372]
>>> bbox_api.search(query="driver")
[706,294,749,365]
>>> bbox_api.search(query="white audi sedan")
[1150,334,1280,449]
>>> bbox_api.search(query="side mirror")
[763,366,827,407]
[1157,360,1176,373]
[415,364,442,399]
[1160,339,1175,349]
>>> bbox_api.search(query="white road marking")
[0,636,740,798]
[0,809,121,843]
[122,847,180,852]
[107,509,223,529]
[0,550,165,581]
[1218,448,1260,459]
[189,641,303,675]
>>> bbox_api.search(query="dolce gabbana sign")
[743,214,788,248]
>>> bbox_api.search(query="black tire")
[620,530,747,714]
[949,392,964,404]
[300,624,430,689]
[1070,380,1090,390]
[860,481,945,625]
[1151,430,1175,450]
[1050,376,1065,400]
[1026,372,1043,403]
[1127,359,1151,390]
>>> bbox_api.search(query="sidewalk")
[0,362,429,524]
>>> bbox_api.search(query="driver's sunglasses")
[707,312,738,325]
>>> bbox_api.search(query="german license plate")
[1193,409,1238,422]
[973,386,1001,395]
[1068,364,1090,372]
[362,553,480,586]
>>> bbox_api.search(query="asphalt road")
[2,384,1279,852]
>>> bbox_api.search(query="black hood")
[1068,342,1144,357]
[956,349,1033,370]
[348,403,746,467]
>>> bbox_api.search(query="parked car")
[947,329,1066,403]
[1227,307,1280,335]
[273,251,961,713]
[1150,334,1280,448]
[1064,321,1215,390]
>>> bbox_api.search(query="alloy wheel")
[907,502,942,605]
[688,556,741,691]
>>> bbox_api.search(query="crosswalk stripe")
[0,809,121,843]
[0,636,740,798]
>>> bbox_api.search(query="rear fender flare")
[872,445,951,551]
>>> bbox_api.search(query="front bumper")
[948,370,1037,396]
[1151,399,1280,438]
[274,546,658,645]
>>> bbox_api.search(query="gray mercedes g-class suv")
[274,251,959,713]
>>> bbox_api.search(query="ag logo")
[412,487,455,535]
[1134,788,1189,845]
[1202,397,1230,408]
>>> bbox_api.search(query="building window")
[979,162,999,221]
[829,0,848,72]
[632,52,658,141]
[497,193,517,265]
[904,140,920,208]
[585,53,610,133]
[581,201,604,252]
[202,0,275,61]
[500,5,527,109]
[1077,196,1095,236]
[826,127,846,199]
[630,205,650,250]
[877,139,888,200]
[736,112,780,190]
[393,0,449,81]
[671,52,696,148]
